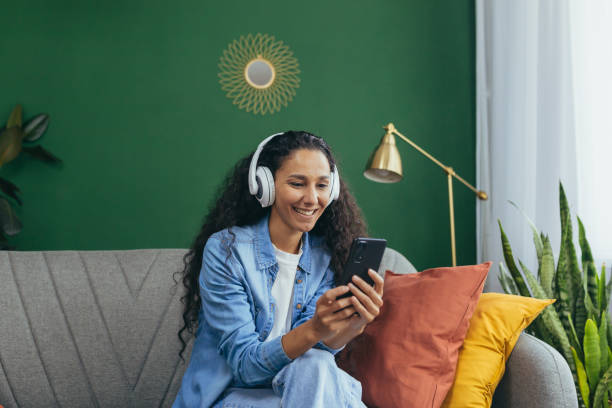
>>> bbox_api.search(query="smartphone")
[337,237,387,298]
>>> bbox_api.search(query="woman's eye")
[290,182,304,187]
[318,184,329,189]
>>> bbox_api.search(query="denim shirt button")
[296,303,302,309]
[296,279,302,284]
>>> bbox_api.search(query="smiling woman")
[172,130,382,407]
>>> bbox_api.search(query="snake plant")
[0,104,61,248]
[498,182,612,408]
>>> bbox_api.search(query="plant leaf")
[573,346,591,408]
[559,183,583,325]
[499,262,519,295]
[7,104,22,128]
[509,200,544,263]
[0,177,21,205]
[539,295,582,403]
[541,235,556,298]
[0,197,21,235]
[576,284,589,347]
[521,259,580,351]
[600,312,609,377]
[0,127,24,167]
[22,113,49,143]
[608,319,612,356]
[498,263,512,295]
[579,216,600,317]
[585,319,602,389]
[593,363,612,408]
[599,265,607,320]
[498,220,531,297]
[21,145,62,164]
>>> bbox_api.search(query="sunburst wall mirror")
[218,33,301,115]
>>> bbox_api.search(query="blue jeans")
[212,349,366,408]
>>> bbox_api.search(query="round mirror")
[219,33,301,115]
[245,58,275,89]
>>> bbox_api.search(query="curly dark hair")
[175,130,367,359]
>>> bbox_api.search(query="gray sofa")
[0,248,577,407]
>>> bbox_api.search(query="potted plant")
[0,104,61,249]
[498,182,611,408]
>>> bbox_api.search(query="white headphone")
[248,132,341,208]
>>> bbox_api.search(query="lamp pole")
[365,123,488,267]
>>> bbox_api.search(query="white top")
[265,242,302,341]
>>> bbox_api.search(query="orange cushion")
[337,262,491,408]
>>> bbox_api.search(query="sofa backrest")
[0,247,414,408]
[0,249,190,408]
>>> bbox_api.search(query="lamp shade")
[364,132,403,183]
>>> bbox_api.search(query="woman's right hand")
[310,285,357,340]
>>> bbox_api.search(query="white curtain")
[476,0,612,292]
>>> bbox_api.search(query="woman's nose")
[303,185,318,204]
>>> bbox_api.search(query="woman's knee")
[287,348,336,374]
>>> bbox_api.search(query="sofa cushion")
[337,262,491,408]
[441,293,555,407]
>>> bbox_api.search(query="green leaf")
[22,113,49,143]
[6,104,22,128]
[21,145,62,164]
[599,266,607,320]
[585,319,602,388]
[579,216,600,317]
[498,220,531,297]
[498,264,512,295]
[540,235,556,298]
[573,346,591,408]
[593,363,612,408]
[0,177,21,205]
[498,263,518,295]
[521,259,581,353]
[576,284,589,345]
[515,259,560,348]
[0,127,24,166]
[600,312,609,377]
[509,200,543,263]
[608,319,612,355]
[0,197,22,235]
[559,183,582,323]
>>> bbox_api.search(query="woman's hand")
[310,285,358,341]
[321,269,384,348]
[347,268,384,328]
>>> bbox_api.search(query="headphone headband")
[248,131,340,208]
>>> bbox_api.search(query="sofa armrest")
[492,332,578,408]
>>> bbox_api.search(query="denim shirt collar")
[254,213,312,274]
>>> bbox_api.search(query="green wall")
[0,0,475,270]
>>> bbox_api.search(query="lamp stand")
[372,123,488,267]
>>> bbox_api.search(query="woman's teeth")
[293,207,317,216]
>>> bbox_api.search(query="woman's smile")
[293,206,318,216]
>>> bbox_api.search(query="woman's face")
[271,148,332,234]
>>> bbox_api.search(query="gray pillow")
[377,247,417,277]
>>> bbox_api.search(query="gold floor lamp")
[364,123,488,267]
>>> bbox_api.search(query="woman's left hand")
[346,269,384,331]
[322,269,384,349]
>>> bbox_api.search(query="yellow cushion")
[441,293,555,408]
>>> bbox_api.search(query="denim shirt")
[172,214,341,408]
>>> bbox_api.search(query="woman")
[173,131,384,407]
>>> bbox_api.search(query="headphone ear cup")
[255,166,275,207]
[326,167,341,207]
[332,170,340,201]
